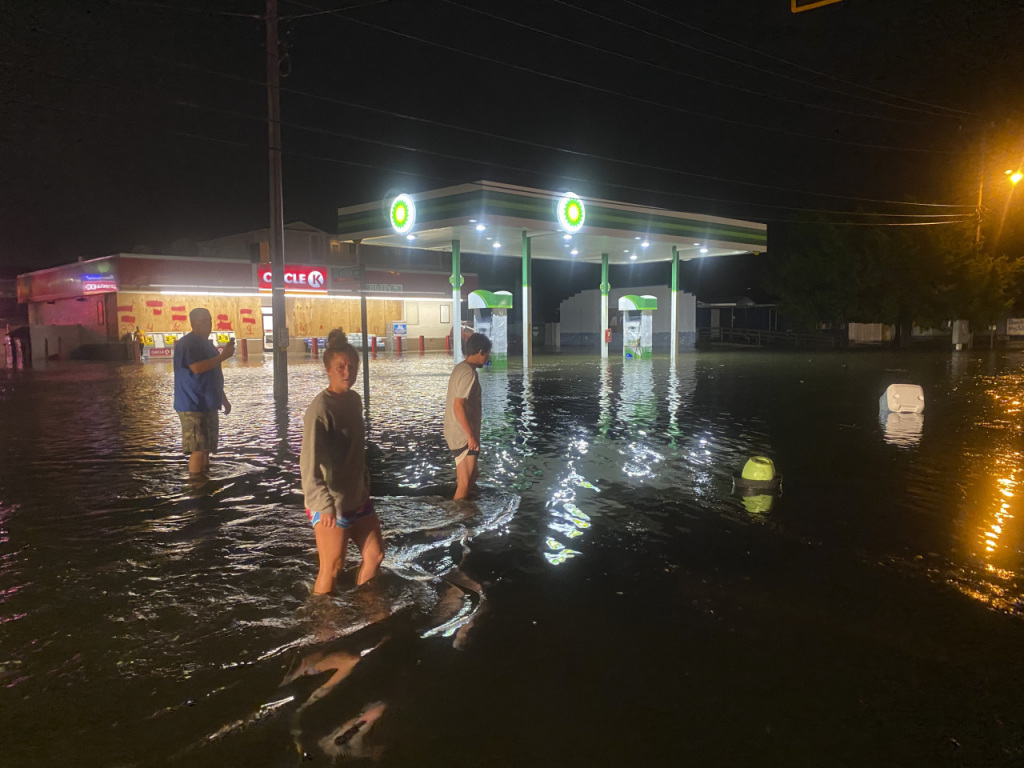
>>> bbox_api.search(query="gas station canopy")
[336,181,767,263]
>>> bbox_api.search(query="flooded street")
[2,349,1023,767]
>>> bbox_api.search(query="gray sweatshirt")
[300,388,370,517]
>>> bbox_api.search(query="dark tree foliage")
[768,220,1023,333]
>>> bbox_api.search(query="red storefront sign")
[258,265,328,293]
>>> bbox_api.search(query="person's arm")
[453,398,478,451]
[221,391,231,416]
[188,338,235,374]
[300,407,337,526]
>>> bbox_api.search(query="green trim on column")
[601,253,610,295]
[452,238,461,293]
[671,245,678,292]
[522,231,531,288]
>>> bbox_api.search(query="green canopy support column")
[452,239,462,364]
[600,252,610,359]
[670,245,679,362]
[522,231,532,369]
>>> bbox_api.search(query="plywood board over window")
[115,293,262,340]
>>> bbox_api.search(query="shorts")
[178,410,219,454]
[306,498,375,530]
[450,445,480,467]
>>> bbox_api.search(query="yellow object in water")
[741,456,776,482]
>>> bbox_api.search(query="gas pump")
[468,289,513,369]
[617,294,657,360]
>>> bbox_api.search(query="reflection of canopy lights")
[389,194,416,234]
[545,549,581,565]
[475,223,487,232]
[556,192,586,233]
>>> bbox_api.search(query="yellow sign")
[216,333,233,345]
[792,0,843,12]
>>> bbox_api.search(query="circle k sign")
[259,265,327,293]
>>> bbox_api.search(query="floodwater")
[1,349,1023,767]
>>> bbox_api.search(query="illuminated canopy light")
[1012,172,1023,184]
[555,192,586,233]
[389,194,416,234]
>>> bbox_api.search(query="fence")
[698,326,841,349]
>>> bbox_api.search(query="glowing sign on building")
[556,192,585,234]
[389,194,416,234]
[82,273,118,294]
[258,265,328,293]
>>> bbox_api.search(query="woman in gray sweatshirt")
[300,331,383,594]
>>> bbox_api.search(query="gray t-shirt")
[300,388,370,516]
[443,361,481,450]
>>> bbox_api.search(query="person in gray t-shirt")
[444,333,492,500]
[300,330,383,594]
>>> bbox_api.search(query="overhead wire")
[102,0,262,19]
[619,0,975,118]
[17,18,975,211]
[279,0,393,20]
[2,88,974,225]
[0,34,976,214]
[439,0,928,127]
[283,0,956,155]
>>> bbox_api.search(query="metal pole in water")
[265,0,288,402]
[670,245,679,363]
[452,239,463,365]
[357,241,370,423]
[600,252,609,359]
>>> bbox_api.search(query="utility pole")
[266,0,288,401]
[976,131,987,247]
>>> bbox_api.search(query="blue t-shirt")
[173,333,224,412]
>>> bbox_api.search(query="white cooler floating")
[879,383,925,414]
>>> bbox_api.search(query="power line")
[3,96,460,183]
[1,53,974,216]
[620,0,974,119]
[3,91,974,225]
[285,0,956,155]
[15,22,975,211]
[3,62,973,219]
[278,83,976,210]
[279,0,392,19]
[440,0,928,127]
[759,218,973,226]
[102,0,262,19]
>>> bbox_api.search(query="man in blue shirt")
[173,307,235,474]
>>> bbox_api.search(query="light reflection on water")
[0,350,1023,765]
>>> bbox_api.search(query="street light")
[1007,169,1023,184]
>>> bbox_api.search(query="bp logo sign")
[389,194,416,234]
[556,192,585,234]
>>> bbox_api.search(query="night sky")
[3,0,1023,310]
